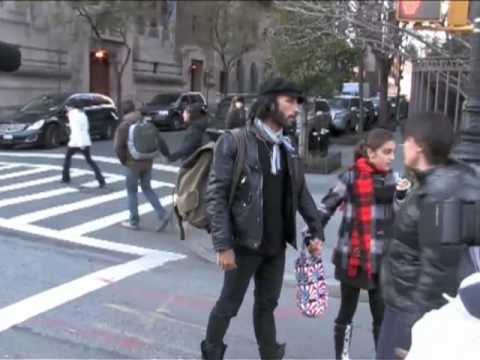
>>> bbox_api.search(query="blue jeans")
[126,167,167,226]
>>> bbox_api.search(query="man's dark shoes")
[258,342,286,360]
[200,340,227,360]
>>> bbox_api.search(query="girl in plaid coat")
[317,128,409,359]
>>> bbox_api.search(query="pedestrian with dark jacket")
[201,78,324,360]
[225,95,247,129]
[376,112,480,359]
[317,128,404,359]
[113,100,170,231]
[168,103,208,162]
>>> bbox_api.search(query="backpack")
[174,128,247,240]
[127,119,159,160]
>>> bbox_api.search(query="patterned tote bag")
[295,229,328,318]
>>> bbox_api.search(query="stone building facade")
[0,0,269,114]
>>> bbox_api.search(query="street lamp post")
[452,2,480,163]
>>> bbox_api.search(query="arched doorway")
[249,62,258,93]
[236,59,244,93]
[89,49,110,96]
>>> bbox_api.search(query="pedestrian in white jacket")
[62,105,105,187]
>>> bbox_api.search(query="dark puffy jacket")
[169,115,208,162]
[206,126,324,252]
[382,160,480,320]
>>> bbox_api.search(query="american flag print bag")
[295,230,328,318]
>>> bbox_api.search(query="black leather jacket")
[382,160,480,319]
[206,126,324,252]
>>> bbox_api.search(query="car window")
[149,94,180,105]
[315,101,330,112]
[330,98,349,109]
[191,95,204,104]
[20,94,69,113]
[350,98,360,108]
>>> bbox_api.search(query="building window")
[192,15,197,33]
[148,17,159,38]
[136,16,146,35]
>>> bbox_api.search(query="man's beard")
[271,109,290,129]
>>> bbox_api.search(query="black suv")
[141,92,207,131]
[0,93,118,149]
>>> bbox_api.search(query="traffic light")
[396,0,442,22]
[448,0,470,27]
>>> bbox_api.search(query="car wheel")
[172,115,183,130]
[44,125,61,148]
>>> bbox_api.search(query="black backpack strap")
[228,128,247,206]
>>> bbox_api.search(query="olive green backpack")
[174,128,247,240]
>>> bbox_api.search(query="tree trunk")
[358,48,365,134]
[394,55,403,126]
[377,55,391,129]
[116,74,123,118]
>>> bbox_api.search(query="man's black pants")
[205,247,286,348]
[62,146,105,185]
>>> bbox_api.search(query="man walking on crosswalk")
[114,100,170,232]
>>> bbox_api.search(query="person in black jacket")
[168,103,208,162]
[225,96,246,129]
[201,78,324,360]
[376,112,480,359]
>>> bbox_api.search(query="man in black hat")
[201,78,324,360]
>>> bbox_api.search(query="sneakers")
[156,214,170,232]
[121,221,140,230]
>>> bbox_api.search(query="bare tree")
[51,1,160,116]
[209,1,262,95]
[274,0,467,127]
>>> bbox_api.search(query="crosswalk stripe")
[0,164,23,171]
[11,182,173,224]
[0,188,78,208]
[0,167,51,181]
[0,172,83,193]
[0,152,180,173]
[63,194,175,236]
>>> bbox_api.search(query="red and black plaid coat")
[319,165,398,289]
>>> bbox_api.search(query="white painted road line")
[11,182,173,224]
[0,187,78,209]
[0,217,159,256]
[0,167,51,181]
[63,194,175,236]
[0,252,186,334]
[0,152,180,173]
[0,164,23,171]
[0,172,83,193]
[79,174,124,188]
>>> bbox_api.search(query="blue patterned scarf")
[254,118,295,175]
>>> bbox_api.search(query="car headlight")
[157,110,169,116]
[27,119,45,131]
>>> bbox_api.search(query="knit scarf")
[348,157,387,279]
[254,118,296,175]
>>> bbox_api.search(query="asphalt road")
[0,131,390,359]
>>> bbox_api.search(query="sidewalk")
[182,131,404,301]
